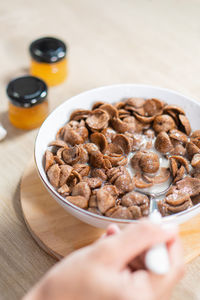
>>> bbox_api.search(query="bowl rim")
[34,83,200,224]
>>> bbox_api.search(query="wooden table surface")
[1,0,200,299]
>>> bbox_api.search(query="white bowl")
[35,84,200,228]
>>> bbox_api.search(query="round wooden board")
[20,160,200,262]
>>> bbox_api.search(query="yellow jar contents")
[7,76,49,130]
[29,37,67,86]
[30,58,67,86]
[9,100,48,130]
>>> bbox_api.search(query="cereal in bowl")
[44,98,200,219]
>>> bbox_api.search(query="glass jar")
[7,76,49,130]
[29,37,67,86]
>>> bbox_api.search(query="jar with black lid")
[7,76,49,130]
[29,37,67,86]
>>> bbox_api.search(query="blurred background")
[1,0,200,113]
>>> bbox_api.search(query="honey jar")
[7,76,49,130]
[29,37,67,86]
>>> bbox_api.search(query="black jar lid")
[7,76,48,108]
[29,37,67,63]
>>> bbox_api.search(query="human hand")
[24,221,184,300]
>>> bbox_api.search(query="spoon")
[135,180,173,275]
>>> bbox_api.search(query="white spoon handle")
[145,211,170,275]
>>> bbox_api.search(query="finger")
[111,269,153,300]
[106,224,121,236]
[99,224,121,240]
[92,220,178,269]
[145,237,184,300]
[127,270,153,300]
[167,236,184,282]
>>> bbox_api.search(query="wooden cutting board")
[20,160,200,262]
